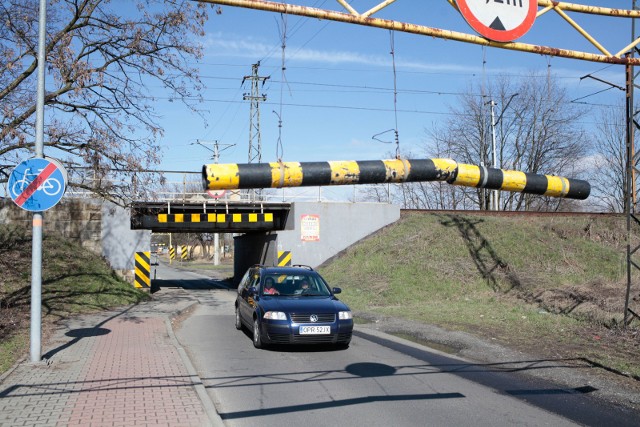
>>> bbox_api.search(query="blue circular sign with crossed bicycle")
[8,157,67,212]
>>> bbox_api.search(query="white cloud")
[205,34,274,58]
[202,33,617,99]
[204,33,483,73]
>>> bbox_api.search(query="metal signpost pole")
[31,0,47,363]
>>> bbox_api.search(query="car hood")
[259,296,349,313]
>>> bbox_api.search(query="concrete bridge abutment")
[232,201,400,283]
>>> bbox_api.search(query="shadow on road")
[151,278,233,293]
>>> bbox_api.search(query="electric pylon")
[242,61,269,164]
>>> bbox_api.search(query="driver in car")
[263,277,279,295]
[294,280,310,295]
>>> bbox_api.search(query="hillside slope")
[0,224,149,374]
[319,211,639,379]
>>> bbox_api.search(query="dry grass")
[0,224,149,374]
[320,212,640,379]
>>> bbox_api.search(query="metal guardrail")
[63,183,396,204]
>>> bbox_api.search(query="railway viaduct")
[0,198,399,283]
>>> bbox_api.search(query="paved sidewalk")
[0,288,222,427]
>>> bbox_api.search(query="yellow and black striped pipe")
[202,159,591,200]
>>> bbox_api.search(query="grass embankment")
[0,225,149,374]
[320,212,640,378]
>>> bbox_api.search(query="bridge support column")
[233,232,278,285]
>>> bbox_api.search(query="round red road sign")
[456,0,537,43]
[207,189,226,199]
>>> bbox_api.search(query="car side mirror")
[332,287,342,294]
[248,286,258,295]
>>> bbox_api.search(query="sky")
[146,1,635,196]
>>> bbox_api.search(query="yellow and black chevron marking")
[169,246,176,260]
[278,250,292,267]
[157,212,274,224]
[134,251,151,289]
[181,245,188,260]
[202,158,591,200]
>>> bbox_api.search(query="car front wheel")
[253,318,263,349]
[235,306,242,330]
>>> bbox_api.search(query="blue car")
[235,265,353,349]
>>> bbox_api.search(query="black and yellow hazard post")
[181,245,188,262]
[169,246,176,264]
[278,250,291,267]
[134,251,151,289]
[202,158,591,200]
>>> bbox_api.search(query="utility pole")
[191,140,235,265]
[488,100,498,211]
[192,140,235,164]
[624,0,640,327]
[242,62,269,165]
[486,94,518,211]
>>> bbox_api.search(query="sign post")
[8,156,67,364]
[456,0,537,43]
[18,0,52,364]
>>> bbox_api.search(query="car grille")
[268,333,293,344]
[293,332,351,344]
[290,313,335,323]
[293,334,337,344]
[267,332,352,345]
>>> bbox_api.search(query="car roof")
[255,265,317,275]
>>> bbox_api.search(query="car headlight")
[263,311,287,320]
[338,311,353,320]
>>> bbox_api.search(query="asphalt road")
[154,262,637,427]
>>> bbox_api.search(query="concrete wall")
[233,232,277,285]
[276,201,400,269]
[0,199,150,282]
[229,202,399,282]
[0,198,102,254]
[101,204,151,280]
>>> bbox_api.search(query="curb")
[164,310,225,427]
[0,355,27,385]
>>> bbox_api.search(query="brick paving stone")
[0,288,215,427]
[65,316,208,426]
[0,331,96,427]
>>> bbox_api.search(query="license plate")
[299,325,331,335]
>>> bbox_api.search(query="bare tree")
[0,0,212,204]
[414,129,478,210]
[359,184,389,204]
[427,81,493,210]
[590,105,628,212]
[358,146,474,210]
[506,75,591,211]
[426,73,592,211]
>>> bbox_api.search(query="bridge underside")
[129,201,290,233]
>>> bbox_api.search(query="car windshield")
[261,273,331,297]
